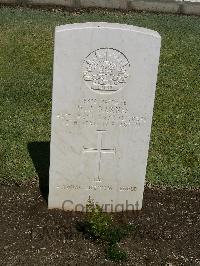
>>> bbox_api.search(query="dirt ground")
[0,182,200,265]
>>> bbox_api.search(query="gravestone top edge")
[56,22,161,39]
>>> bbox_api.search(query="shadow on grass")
[28,142,50,202]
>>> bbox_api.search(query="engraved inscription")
[83,48,130,93]
[83,130,115,182]
[119,186,137,191]
[56,185,113,191]
[56,98,146,128]
[88,185,113,191]
[56,185,137,192]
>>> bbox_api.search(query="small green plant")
[85,197,113,239]
[79,197,135,262]
[106,244,127,262]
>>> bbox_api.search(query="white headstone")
[48,22,161,212]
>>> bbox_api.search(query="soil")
[0,182,200,266]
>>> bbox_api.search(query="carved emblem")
[83,48,130,93]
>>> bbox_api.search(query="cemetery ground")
[0,6,200,265]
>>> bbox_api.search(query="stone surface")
[48,22,161,212]
[128,0,180,13]
[29,0,75,7]
[1,0,200,15]
[80,0,127,9]
[182,2,200,14]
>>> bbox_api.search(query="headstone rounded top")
[56,22,161,39]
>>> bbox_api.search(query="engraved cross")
[83,130,115,182]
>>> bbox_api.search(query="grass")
[0,7,199,187]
